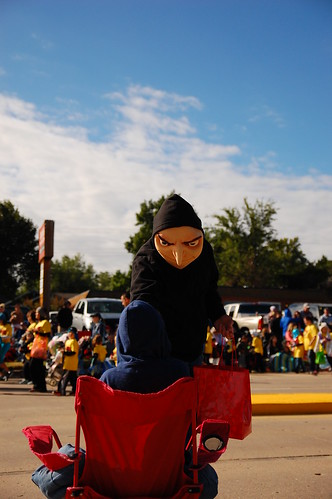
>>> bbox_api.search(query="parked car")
[71,298,123,332]
[224,302,281,332]
[288,303,332,323]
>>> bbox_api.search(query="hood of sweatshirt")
[116,300,172,364]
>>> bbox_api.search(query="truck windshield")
[237,304,276,316]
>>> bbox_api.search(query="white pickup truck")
[224,302,281,332]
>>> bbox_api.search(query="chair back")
[75,376,198,498]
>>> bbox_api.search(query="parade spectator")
[29,307,51,393]
[120,291,131,308]
[284,322,295,348]
[303,315,318,375]
[56,327,79,396]
[10,303,24,339]
[266,335,280,372]
[318,307,332,330]
[280,305,293,338]
[90,334,108,378]
[269,309,283,348]
[203,326,214,364]
[250,330,265,372]
[90,312,106,342]
[57,301,73,333]
[236,332,251,369]
[0,303,8,321]
[316,322,332,371]
[0,314,12,381]
[19,331,34,384]
[299,303,314,329]
[292,326,305,373]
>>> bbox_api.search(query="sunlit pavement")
[1,373,332,498]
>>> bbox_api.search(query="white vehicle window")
[75,302,84,315]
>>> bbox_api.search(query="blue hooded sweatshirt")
[101,300,190,393]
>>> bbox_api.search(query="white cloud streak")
[0,85,331,274]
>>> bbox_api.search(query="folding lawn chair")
[23,376,230,498]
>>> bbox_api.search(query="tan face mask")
[154,226,203,269]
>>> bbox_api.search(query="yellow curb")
[252,393,332,415]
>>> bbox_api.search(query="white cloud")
[0,84,331,276]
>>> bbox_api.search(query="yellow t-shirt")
[63,338,79,371]
[0,323,12,342]
[252,336,263,355]
[35,319,51,335]
[204,330,214,355]
[93,343,107,362]
[303,324,318,351]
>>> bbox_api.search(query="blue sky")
[1,0,331,273]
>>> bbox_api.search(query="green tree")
[124,192,175,257]
[0,200,39,300]
[206,198,313,288]
[51,254,97,292]
[96,270,131,292]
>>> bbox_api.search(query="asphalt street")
[1,372,331,498]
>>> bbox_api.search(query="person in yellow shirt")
[56,327,79,396]
[203,326,214,364]
[303,316,318,375]
[30,307,51,393]
[292,328,305,373]
[90,334,108,378]
[251,330,265,372]
[0,314,12,381]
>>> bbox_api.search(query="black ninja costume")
[130,194,226,363]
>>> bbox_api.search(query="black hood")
[152,194,202,236]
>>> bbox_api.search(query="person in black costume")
[57,300,73,333]
[130,194,233,366]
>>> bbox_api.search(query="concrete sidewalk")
[1,372,332,498]
[249,371,332,415]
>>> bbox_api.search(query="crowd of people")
[0,301,117,393]
[204,303,332,375]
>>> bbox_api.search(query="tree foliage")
[96,270,131,292]
[206,198,329,289]
[51,254,97,293]
[51,255,131,293]
[0,200,39,300]
[124,192,175,256]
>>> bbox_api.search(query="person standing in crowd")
[57,300,73,333]
[120,291,131,308]
[0,313,12,381]
[299,303,314,329]
[292,326,305,373]
[269,309,283,348]
[303,315,318,375]
[19,331,34,384]
[316,322,332,371]
[0,303,8,321]
[29,307,51,393]
[280,305,293,338]
[318,307,332,330]
[10,303,24,339]
[90,312,106,342]
[130,194,233,370]
[55,327,79,396]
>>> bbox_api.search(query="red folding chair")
[23,376,230,498]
